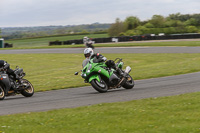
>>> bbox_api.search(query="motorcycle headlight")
[81,73,86,78]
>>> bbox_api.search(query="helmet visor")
[84,53,90,58]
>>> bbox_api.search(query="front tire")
[0,86,5,100]
[122,75,135,89]
[91,79,108,93]
[20,79,34,97]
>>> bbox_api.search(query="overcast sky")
[0,0,200,27]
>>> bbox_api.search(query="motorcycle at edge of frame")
[0,66,34,100]
[75,58,134,93]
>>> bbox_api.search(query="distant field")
[4,33,200,49]
[5,34,109,48]
[44,39,200,49]
[4,39,200,49]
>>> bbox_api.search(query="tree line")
[1,13,200,40]
[108,13,200,36]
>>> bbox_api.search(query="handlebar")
[114,58,122,64]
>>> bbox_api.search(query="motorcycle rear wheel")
[0,86,5,100]
[91,79,108,93]
[122,75,135,89]
[20,79,34,97]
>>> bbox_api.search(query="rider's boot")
[15,75,23,89]
[115,67,124,76]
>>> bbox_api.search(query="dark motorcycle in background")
[86,41,95,49]
[83,37,95,49]
[0,66,34,100]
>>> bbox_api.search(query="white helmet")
[84,48,94,58]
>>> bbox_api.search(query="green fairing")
[89,74,100,82]
[82,59,113,82]
[93,65,112,77]
[118,62,124,68]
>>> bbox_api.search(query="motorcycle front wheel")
[20,79,34,97]
[91,79,108,93]
[122,75,135,89]
[0,86,5,100]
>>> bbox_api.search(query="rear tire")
[122,75,135,89]
[91,79,108,93]
[20,79,34,97]
[0,86,5,100]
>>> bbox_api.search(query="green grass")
[94,40,200,47]
[1,92,200,133]
[5,34,108,48]
[1,53,200,92]
[46,40,200,49]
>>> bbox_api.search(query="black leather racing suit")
[82,53,107,68]
[0,60,17,79]
[90,53,107,63]
[91,53,123,75]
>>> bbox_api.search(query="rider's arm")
[3,62,10,69]
[97,53,107,61]
[0,60,10,70]
[92,53,107,62]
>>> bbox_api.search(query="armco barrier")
[49,41,62,46]
[92,37,112,43]
[63,39,83,45]
[49,33,200,46]
[4,43,13,48]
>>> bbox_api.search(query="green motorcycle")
[75,57,134,93]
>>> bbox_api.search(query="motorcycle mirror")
[74,72,79,75]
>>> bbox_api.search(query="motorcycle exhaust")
[125,66,131,73]
[113,66,131,88]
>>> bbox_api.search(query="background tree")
[184,18,198,26]
[144,22,154,28]
[108,18,125,36]
[186,26,198,33]
[124,16,140,30]
[150,15,165,28]
[167,13,181,20]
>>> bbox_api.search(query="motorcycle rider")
[83,36,94,49]
[82,48,106,67]
[83,36,89,45]
[82,48,123,75]
[0,60,21,85]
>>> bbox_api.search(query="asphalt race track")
[0,46,200,115]
[1,46,200,54]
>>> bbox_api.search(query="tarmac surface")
[1,46,200,54]
[0,72,199,115]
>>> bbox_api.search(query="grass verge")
[1,92,200,132]
[0,53,200,92]
[5,34,108,48]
